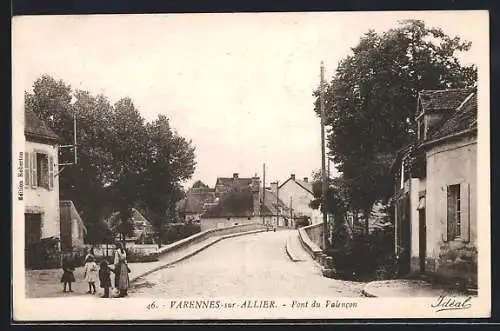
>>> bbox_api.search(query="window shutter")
[446,186,454,241]
[24,151,30,187]
[48,156,54,190]
[31,153,37,188]
[460,183,470,242]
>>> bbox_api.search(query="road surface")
[130,229,365,297]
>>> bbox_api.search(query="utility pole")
[290,196,293,228]
[328,158,330,180]
[320,61,328,250]
[276,180,279,228]
[262,163,266,225]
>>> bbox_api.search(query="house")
[106,208,156,244]
[178,181,217,223]
[24,108,60,268]
[277,174,322,227]
[263,184,291,228]
[392,87,477,288]
[200,173,261,231]
[59,200,87,253]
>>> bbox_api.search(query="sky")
[12,11,488,189]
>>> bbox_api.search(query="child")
[60,257,75,292]
[84,255,99,294]
[98,260,114,298]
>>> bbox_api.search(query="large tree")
[25,75,196,244]
[25,77,115,242]
[139,115,196,246]
[314,20,477,231]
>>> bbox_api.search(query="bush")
[163,223,201,244]
[126,251,159,263]
[294,217,311,229]
[27,237,62,269]
[327,228,396,280]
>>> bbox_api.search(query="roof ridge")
[455,91,476,112]
[420,87,474,93]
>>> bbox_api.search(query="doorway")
[397,195,411,275]
[25,213,42,268]
[418,208,426,274]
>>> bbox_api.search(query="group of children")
[60,250,115,298]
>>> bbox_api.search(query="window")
[447,184,461,240]
[418,119,425,141]
[24,151,54,190]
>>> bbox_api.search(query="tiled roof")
[278,177,313,195]
[426,89,477,141]
[418,88,474,113]
[24,108,59,141]
[295,179,313,193]
[106,208,153,234]
[184,196,203,214]
[215,177,252,188]
[202,188,254,218]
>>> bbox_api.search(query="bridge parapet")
[158,223,267,257]
[298,223,323,260]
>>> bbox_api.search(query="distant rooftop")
[418,88,474,114]
[24,108,59,142]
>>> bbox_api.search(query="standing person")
[84,255,98,294]
[113,242,130,297]
[98,260,114,298]
[60,256,75,292]
[84,247,95,263]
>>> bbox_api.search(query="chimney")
[303,177,308,183]
[233,173,239,179]
[270,181,278,193]
[290,174,296,180]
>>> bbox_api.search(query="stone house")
[106,208,155,243]
[277,174,322,227]
[392,87,477,288]
[200,173,261,231]
[24,108,60,268]
[178,181,217,223]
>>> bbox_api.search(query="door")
[25,213,42,268]
[418,208,426,274]
[397,195,411,275]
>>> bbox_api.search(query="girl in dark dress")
[114,242,130,297]
[60,257,75,292]
[98,260,114,298]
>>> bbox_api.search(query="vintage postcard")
[12,10,490,321]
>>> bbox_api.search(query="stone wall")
[200,216,258,231]
[298,223,323,259]
[158,222,267,257]
[304,222,324,249]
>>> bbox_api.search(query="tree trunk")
[158,222,162,249]
[364,210,370,235]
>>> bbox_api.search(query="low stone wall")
[157,222,267,257]
[298,223,323,260]
[81,223,267,264]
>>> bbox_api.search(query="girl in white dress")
[84,255,99,294]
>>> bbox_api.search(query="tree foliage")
[313,20,477,216]
[25,75,196,243]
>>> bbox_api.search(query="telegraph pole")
[320,61,328,250]
[262,163,266,225]
[276,180,279,228]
